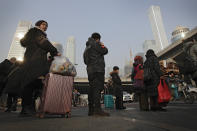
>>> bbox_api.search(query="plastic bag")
[157,79,171,103]
[50,56,77,77]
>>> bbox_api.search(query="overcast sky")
[0,0,196,77]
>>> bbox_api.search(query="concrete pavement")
[0,102,197,131]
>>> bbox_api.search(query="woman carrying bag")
[144,49,165,111]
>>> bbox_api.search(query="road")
[0,102,197,131]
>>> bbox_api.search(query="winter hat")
[113,66,119,71]
[134,56,143,63]
[91,32,101,40]
[35,20,48,27]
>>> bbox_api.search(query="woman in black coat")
[4,20,59,115]
[144,49,162,111]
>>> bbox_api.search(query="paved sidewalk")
[0,102,197,131]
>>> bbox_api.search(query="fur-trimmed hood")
[20,27,47,47]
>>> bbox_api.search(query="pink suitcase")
[38,73,73,118]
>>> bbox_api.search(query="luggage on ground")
[38,73,73,118]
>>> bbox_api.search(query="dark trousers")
[149,96,159,110]
[7,93,17,110]
[21,79,42,111]
[138,92,149,111]
[115,88,123,109]
[0,82,5,96]
[88,72,104,111]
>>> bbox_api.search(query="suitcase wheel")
[66,112,71,118]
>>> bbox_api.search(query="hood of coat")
[20,27,47,47]
[145,49,157,59]
[86,37,96,47]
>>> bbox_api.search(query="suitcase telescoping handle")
[104,84,110,95]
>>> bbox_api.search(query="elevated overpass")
[74,77,133,94]
[74,77,131,83]
[157,26,197,66]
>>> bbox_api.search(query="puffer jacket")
[85,38,108,74]
[4,27,58,95]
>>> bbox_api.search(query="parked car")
[123,91,134,103]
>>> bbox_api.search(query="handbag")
[157,79,171,103]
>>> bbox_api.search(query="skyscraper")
[7,21,32,61]
[129,49,133,67]
[148,5,169,53]
[124,58,131,77]
[106,66,112,78]
[65,36,76,64]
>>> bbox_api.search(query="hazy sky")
[0,0,197,77]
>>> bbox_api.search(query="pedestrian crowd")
[0,20,197,118]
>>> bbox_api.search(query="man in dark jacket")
[83,32,109,116]
[110,66,126,110]
[4,20,59,116]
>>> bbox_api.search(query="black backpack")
[83,45,91,65]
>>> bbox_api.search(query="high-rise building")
[129,49,133,67]
[7,21,32,61]
[143,40,157,54]
[52,42,63,54]
[106,66,112,78]
[124,58,131,77]
[148,5,169,53]
[65,36,76,64]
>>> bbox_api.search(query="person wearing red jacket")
[131,56,149,111]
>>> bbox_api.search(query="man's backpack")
[83,45,91,65]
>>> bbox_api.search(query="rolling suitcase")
[38,73,73,118]
[104,95,114,108]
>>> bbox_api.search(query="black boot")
[20,106,35,117]
[93,108,110,117]
[88,106,94,116]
